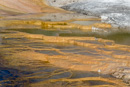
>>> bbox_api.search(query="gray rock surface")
[45,0,86,7]
[40,13,98,21]
[50,0,130,28]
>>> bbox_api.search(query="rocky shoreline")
[45,0,130,29]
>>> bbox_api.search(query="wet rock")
[123,74,130,84]
[40,13,97,21]
[112,68,130,84]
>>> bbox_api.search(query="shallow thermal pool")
[0,32,120,86]
[0,22,129,86]
[10,28,130,46]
